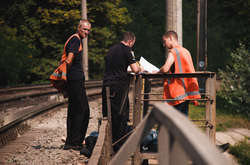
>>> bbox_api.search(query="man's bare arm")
[130,63,143,73]
[159,52,174,73]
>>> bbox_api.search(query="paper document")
[139,56,159,73]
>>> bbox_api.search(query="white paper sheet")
[139,56,159,73]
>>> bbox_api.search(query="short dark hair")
[122,32,136,42]
[163,31,178,40]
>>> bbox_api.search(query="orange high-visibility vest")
[163,46,201,106]
[49,34,82,93]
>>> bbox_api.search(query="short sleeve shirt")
[65,36,84,80]
[103,42,136,86]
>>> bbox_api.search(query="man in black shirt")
[102,32,142,152]
[63,19,91,151]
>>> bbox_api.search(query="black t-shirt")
[65,36,84,81]
[103,42,136,86]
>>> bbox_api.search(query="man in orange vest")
[157,31,230,152]
[157,31,201,115]
[62,19,91,151]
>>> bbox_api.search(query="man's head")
[78,19,91,38]
[121,32,136,48]
[162,31,178,49]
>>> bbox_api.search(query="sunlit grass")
[189,103,250,132]
[229,140,250,165]
[189,104,206,129]
[188,99,250,165]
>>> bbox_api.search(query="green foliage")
[0,0,132,84]
[183,0,197,69]
[207,0,250,71]
[1,0,250,85]
[218,43,250,118]
[123,0,166,67]
[30,58,58,84]
[183,0,250,71]
[88,0,132,79]
[229,140,250,165]
[0,32,38,87]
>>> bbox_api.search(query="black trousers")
[65,79,90,146]
[173,101,189,116]
[102,84,130,151]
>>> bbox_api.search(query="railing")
[109,103,232,165]
[88,72,232,165]
[88,119,113,165]
[136,72,217,143]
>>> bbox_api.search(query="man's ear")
[128,40,134,47]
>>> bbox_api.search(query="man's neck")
[76,32,83,39]
[171,41,179,48]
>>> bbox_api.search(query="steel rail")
[0,79,161,137]
[0,80,103,104]
[0,88,102,134]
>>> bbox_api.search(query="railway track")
[0,80,102,104]
[0,77,163,164]
[0,80,102,116]
[0,80,103,146]
[0,79,162,148]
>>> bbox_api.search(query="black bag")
[80,131,98,158]
[140,130,158,152]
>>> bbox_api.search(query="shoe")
[63,144,83,151]
[217,143,230,152]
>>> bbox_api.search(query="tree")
[0,0,132,84]
[87,0,132,79]
[207,0,250,71]
[123,0,166,67]
[218,43,250,117]
[0,33,37,86]
[1,0,250,85]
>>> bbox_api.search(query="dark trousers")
[66,79,90,146]
[102,84,130,152]
[174,101,189,116]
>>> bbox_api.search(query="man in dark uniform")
[63,19,91,150]
[102,32,143,152]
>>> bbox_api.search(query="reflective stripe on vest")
[175,48,186,91]
[51,71,67,78]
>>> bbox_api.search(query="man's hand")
[65,52,74,69]
[140,66,144,72]
[152,70,159,74]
